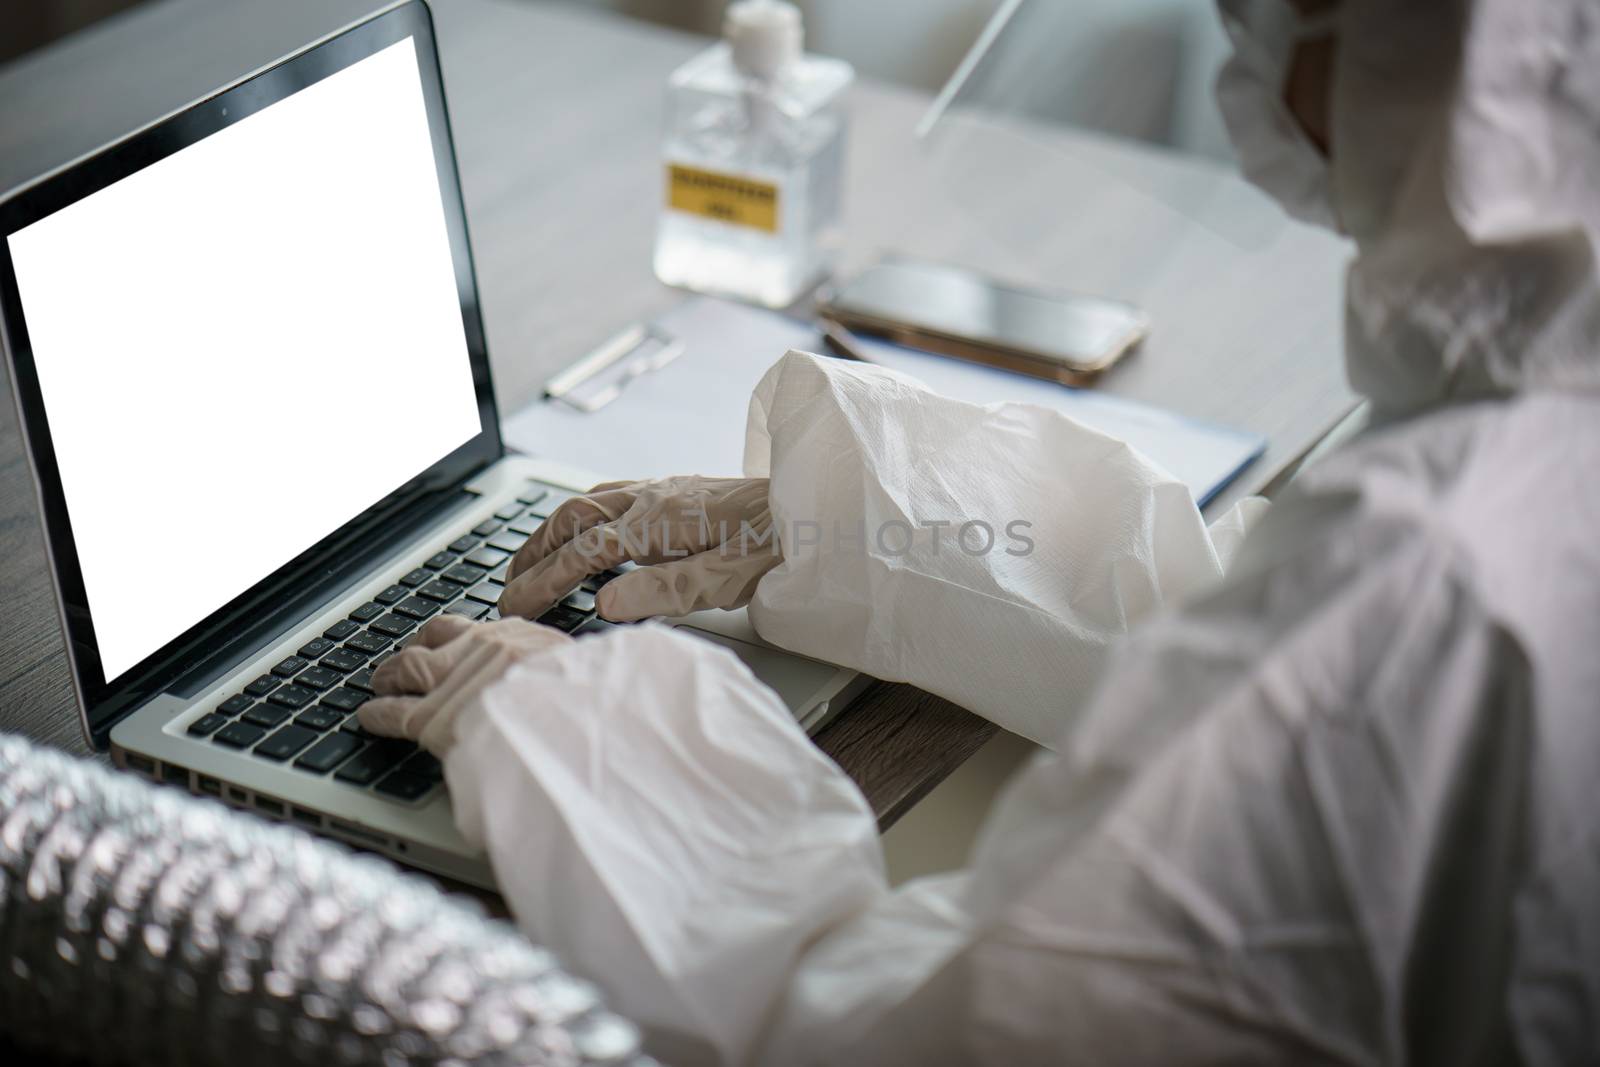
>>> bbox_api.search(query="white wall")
[796,0,1004,95]
[576,0,996,93]
[564,0,1235,159]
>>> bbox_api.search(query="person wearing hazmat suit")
[359,0,1600,1062]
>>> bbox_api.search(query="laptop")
[0,1,864,888]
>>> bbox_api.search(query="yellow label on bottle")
[666,164,779,233]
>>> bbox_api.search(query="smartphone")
[819,261,1148,384]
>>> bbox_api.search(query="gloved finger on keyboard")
[509,488,634,582]
[357,694,425,741]
[372,642,460,696]
[499,521,634,620]
[413,613,476,649]
[596,547,780,622]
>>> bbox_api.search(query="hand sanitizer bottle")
[653,0,853,308]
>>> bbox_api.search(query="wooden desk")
[0,0,1355,829]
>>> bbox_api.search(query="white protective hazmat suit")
[362,0,1600,1062]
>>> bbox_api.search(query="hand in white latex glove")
[498,476,782,622]
[358,615,573,755]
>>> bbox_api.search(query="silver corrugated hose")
[0,735,656,1067]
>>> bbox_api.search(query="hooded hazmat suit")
[361,0,1600,1062]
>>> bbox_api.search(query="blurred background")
[3,0,149,64]
[3,0,1236,161]
[584,0,1233,160]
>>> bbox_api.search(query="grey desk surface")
[0,0,1356,828]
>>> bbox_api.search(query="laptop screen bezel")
[0,1,502,744]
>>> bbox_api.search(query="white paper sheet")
[502,297,1264,506]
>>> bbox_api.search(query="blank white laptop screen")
[6,37,482,682]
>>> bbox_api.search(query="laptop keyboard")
[185,483,627,804]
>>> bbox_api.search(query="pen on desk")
[818,319,876,365]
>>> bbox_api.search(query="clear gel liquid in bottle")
[653,0,853,308]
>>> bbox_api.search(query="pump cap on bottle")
[725,0,802,80]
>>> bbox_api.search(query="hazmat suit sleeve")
[449,435,1522,1066]
[740,350,1265,746]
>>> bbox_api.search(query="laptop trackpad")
[675,627,837,715]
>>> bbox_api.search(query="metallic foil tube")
[0,735,654,1066]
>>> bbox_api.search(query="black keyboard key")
[295,732,364,774]
[488,560,511,584]
[369,613,415,638]
[214,721,266,748]
[272,656,308,678]
[393,596,439,621]
[349,602,384,623]
[296,666,342,691]
[254,725,317,762]
[417,579,462,603]
[464,547,510,569]
[441,563,486,586]
[538,606,589,633]
[374,584,409,605]
[244,675,279,697]
[322,619,360,641]
[295,707,343,731]
[471,519,501,537]
[444,600,488,621]
[516,485,548,506]
[398,568,432,588]
[577,568,625,597]
[487,531,527,553]
[334,740,413,785]
[493,502,524,521]
[318,687,368,713]
[218,694,254,716]
[188,713,229,737]
[400,750,443,781]
[345,630,390,655]
[298,636,336,659]
[321,687,370,712]
[243,703,293,728]
[528,492,571,518]
[320,647,366,673]
[508,517,543,536]
[374,770,434,801]
[347,668,377,694]
[448,535,480,554]
[465,581,501,605]
[423,551,455,571]
[267,685,316,710]
[563,590,598,614]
